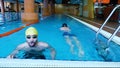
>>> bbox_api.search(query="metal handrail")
[107,8,120,45]
[96,5,120,40]
[107,25,120,45]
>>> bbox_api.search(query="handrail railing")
[107,8,120,45]
[96,5,120,40]
[107,25,120,45]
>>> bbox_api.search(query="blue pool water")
[0,14,120,61]
[0,12,21,34]
[0,20,23,34]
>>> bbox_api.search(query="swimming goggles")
[26,35,37,39]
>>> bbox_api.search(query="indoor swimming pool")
[0,14,120,63]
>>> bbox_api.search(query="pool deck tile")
[72,15,120,37]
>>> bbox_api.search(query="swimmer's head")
[25,27,38,36]
[25,27,38,47]
[62,23,68,27]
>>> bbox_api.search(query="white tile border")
[0,59,120,67]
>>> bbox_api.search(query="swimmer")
[60,23,84,57]
[7,27,56,59]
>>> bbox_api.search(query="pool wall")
[0,59,120,67]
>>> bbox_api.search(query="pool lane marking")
[0,23,33,38]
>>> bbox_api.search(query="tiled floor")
[73,15,120,37]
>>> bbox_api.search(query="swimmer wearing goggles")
[7,27,56,59]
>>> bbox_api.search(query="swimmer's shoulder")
[38,42,49,47]
[60,27,70,31]
[17,42,28,48]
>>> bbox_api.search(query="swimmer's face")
[26,35,38,47]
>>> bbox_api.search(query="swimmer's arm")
[39,42,56,60]
[47,46,56,60]
[7,44,24,59]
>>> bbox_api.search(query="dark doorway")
[62,0,70,4]
[110,0,118,5]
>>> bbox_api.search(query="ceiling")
[4,0,82,4]
[3,0,118,5]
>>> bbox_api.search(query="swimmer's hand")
[78,51,84,57]
[7,55,14,59]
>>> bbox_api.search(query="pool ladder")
[96,5,120,46]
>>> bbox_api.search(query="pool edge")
[0,59,120,67]
[68,15,120,46]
